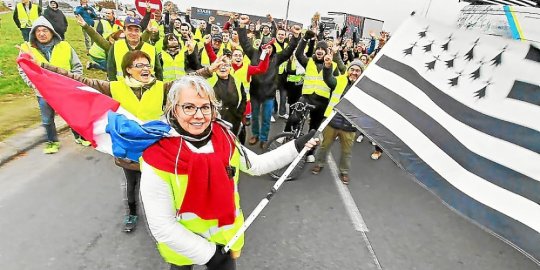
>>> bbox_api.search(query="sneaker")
[306,155,315,163]
[248,136,259,145]
[123,215,138,233]
[279,113,289,119]
[43,141,60,154]
[75,138,91,147]
[339,173,350,185]
[371,150,382,160]
[311,164,323,175]
[356,135,364,143]
[271,116,276,123]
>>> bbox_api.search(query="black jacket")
[238,27,298,101]
[43,8,67,38]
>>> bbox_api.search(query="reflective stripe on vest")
[147,146,245,266]
[232,63,250,101]
[324,75,349,117]
[20,41,72,70]
[301,59,336,98]
[208,73,243,108]
[16,3,39,28]
[162,50,186,82]
[110,81,164,121]
[114,41,156,81]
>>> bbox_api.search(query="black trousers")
[123,168,141,215]
[170,260,236,270]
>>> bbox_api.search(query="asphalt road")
[0,119,537,270]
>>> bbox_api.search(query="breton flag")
[17,54,172,161]
[335,16,540,262]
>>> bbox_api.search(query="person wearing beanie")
[43,0,67,39]
[311,56,364,184]
[293,30,346,162]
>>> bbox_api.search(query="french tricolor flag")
[17,54,172,161]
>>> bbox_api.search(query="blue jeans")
[90,56,107,71]
[38,96,81,142]
[251,98,274,142]
[37,96,58,142]
[20,28,30,41]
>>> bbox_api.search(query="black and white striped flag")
[335,16,540,262]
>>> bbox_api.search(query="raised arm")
[322,54,337,90]
[237,15,255,59]
[41,63,112,95]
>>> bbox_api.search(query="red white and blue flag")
[334,17,540,262]
[17,54,172,161]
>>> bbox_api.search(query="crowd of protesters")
[14,1,390,268]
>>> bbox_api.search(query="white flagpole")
[223,110,337,253]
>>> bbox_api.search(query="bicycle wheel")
[264,132,307,181]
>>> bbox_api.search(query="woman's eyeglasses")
[178,104,213,116]
[132,63,152,69]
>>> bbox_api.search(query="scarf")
[142,122,237,226]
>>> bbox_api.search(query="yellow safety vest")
[20,41,72,71]
[144,145,244,266]
[275,42,288,74]
[16,3,39,28]
[301,59,336,99]
[97,19,121,39]
[110,80,164,121]
[207,73,243,108]
[113,40,156,81]
[232,63,251,101]
[324,75,349,117]
[161,50,186,82]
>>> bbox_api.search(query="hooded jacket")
[18,16,82,97]
[43,2,68,38]
[238,27,299,101]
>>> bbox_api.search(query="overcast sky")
[170,0,470,32]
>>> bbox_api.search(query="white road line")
[328,153,384,270]
[327,153,369,232]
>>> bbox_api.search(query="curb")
[0,118,69,166]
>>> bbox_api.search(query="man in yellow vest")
[107,16,162,81]
[18,16,88,154]
[294,30,346,162]
[13,0,42,41]
[311,59,363,185]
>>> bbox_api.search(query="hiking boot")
[248,136,259,145]
[123,215,138,233]
[306,155,315,163]
[371,150,382,160]
[339,173,350,185]
[356,135,364,143]
[75,137,91,147]
[311,165,323,175]
[43,141,60,154]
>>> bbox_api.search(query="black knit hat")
[315,41,328,51]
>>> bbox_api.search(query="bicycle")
[263,101,315,180]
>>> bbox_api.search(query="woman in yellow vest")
[39,50,224,233]
[139,75,319,270]
[159,34,199,82]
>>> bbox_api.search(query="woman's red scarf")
[142,123,237,226]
